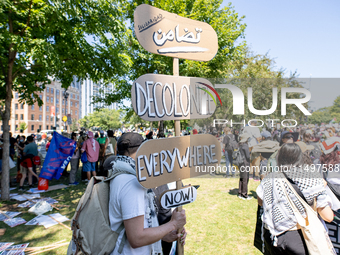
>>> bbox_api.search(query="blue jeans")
[83,161,96,172]
[225,151,235,176]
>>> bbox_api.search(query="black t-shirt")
[10,137,17,149]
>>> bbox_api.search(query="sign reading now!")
[160,186,198,209]
[136,134,221,189]
[131,74,220,121]
[134,4,218,61]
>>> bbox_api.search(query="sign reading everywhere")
[160,186,198,209]
[136,134,221,189]
[134,4,218,61]
[131,74,220,121]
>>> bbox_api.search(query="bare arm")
[124,209,186,249]
[317,206,333,223]
[257,197,263,206]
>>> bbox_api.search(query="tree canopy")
[79,108,121,131]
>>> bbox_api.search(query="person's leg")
[238,178,243,197]
[69,158,77,184]
[224,151,231,177]
[20,173,26,187]
[28,171,32,185]
[228,151,235,177]
[91,162,96,177]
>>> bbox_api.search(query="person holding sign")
[109,132,187,255]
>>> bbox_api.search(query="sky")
[222,0,340,110]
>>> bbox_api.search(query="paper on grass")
[0,242,15,252]
[0,212,21,221]
[4,217,27,228]
[25,213,69,228]
[1,243,29,255]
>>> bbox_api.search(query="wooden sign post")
[133,5,220,254]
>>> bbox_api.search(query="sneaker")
[238,195,246,200]
[69,182,79,186]
[246,196,253,200]
[18,187,24,191]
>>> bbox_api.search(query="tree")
[70,118,79,132]
[307,107,332,125]
[17,122,28,132]
[330,96,340,122]
[92,0,247,133]
[79,108,121,130]
[0,0,132,200]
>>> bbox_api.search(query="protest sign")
[136,134,221,189]
[134,4,218,61]
[131,74,220,121]
[160,186,198,209]
[39,132,76,180]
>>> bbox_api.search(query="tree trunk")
[158,120,164,136]
[1,82,12,201]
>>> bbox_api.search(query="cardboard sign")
[136,134,221,189]
[131,74,219,121]
[160,186,197,209]
[134,4,218,61]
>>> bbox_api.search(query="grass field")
[1,167,262,255]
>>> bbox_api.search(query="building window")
[15,103,18,109]
[65,109,67,114]
[56,107,59,113]
[51,88,54,94]
[56,98,59,104]
[46,125,49,130]
[39,125,42,131]
[15,114,18,120]
[50,116,53,121]
[71,110,73,115]
[47,87,49,93]
[15,124,18,130]
[31,114,34,120]
[46,115,49,121]
[46,106,49,112]
[47,96,49,103]
[75,110,77,115]
[71,101,73,107]
[62,99,64,105]
[56,89,59,96]
[21,104,24,109]
[31,125,34,131]
[62,109,64,114]
[51,97,53,103]
[15,93,18,99]
[20,114,23,120]
[39,115,42,121]
[39,106,42,111]
[31,104,34,110]
[39,95,42,100]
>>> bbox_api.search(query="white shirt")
[109,174,151,255]
[244,125,261,147]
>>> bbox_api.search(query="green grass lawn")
[1,166,262,255]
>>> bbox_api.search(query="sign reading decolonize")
[136,134,221,189]
[134,4,218,61]
[131,74,220,121]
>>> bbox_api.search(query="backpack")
[232,148,244,167]
[67,171,132,255]
[225,134,239,152]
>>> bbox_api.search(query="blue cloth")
[82,161,95,172]
[225,150,235,176]
[81,152,88,163]
[39,132,76,180]
[0,159,2,173]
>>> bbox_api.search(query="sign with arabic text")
[134,4,218,61]
[131,74,220,121]
[136,134,221,189]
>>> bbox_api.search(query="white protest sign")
[131,74,220,121]
[136,134,221,189]
[134,4,218,61]
[160,186,197,209]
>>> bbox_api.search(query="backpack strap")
[116,222,126,254]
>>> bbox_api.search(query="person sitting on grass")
[19,157,39,191]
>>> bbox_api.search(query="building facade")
[8,80,81,135]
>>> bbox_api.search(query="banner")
[39,131,76,180]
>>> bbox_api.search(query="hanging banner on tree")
[131,74,220,121]
[134,4,218,61]
[39,131,76,180]
[136,134,221,189]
